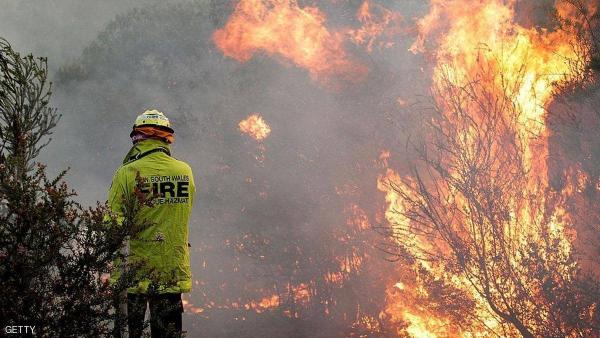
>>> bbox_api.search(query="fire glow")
[209,0,599,336]
[213,0,406,86]
[239,114,271,141]
[213,0,368,85]
[378,0,598,336]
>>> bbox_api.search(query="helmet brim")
[130,124,174,137]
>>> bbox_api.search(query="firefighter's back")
[118,138,195,293]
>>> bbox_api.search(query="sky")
[0,0,181,66]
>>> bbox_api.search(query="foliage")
[0,37,136,337]
[591,56,600,72]
[553,0,600,86]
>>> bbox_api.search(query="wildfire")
[346,203,371,231]
[214,0,408,86]
[248,294,280,313]
[209,0,597,335]
[239,114,271,141]
[408,0,587,242]
[382,277,462,337]
[378,149,390,167]
[182,298,205,314]
[349,0,404,53]
[213,0,368,85]
[411,0,584,152]
[378,0,596,336]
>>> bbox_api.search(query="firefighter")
[107,109,195,338]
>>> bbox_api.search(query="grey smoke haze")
[5,0,597,336]
[0,0,186,66]
[0,1,432,336]
[0,0,190,201]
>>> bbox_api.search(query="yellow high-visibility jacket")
[108,139,195,293]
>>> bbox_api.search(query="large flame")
[209,0,597,335]
[213,0,368,85]
[378,0,596,335]
[214,0,407,86]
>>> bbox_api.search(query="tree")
[554,0,600,79]
[386,72,598,337]
[378,14,600,335]
[0,37,136,337]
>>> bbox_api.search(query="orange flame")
[213,0,368,85]
[346,203,371,231]
[349,0,404,53]
[410,0,582,232]
[239,114,271,141]
[182,298,205,314]
[378,0,593,335]
[378,149,390,167]
[248,294,280,313]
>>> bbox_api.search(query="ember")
[239,114,271,141]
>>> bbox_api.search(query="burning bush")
[378,0,600,336]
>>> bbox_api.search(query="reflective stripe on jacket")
[108,139,195,294]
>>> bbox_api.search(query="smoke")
[0,0,178,67]
[3,0,597,336]
[0,0,189,201]
[30,1,427,335]
[0,0,436,335]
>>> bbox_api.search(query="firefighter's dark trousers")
[127,293,183,338]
